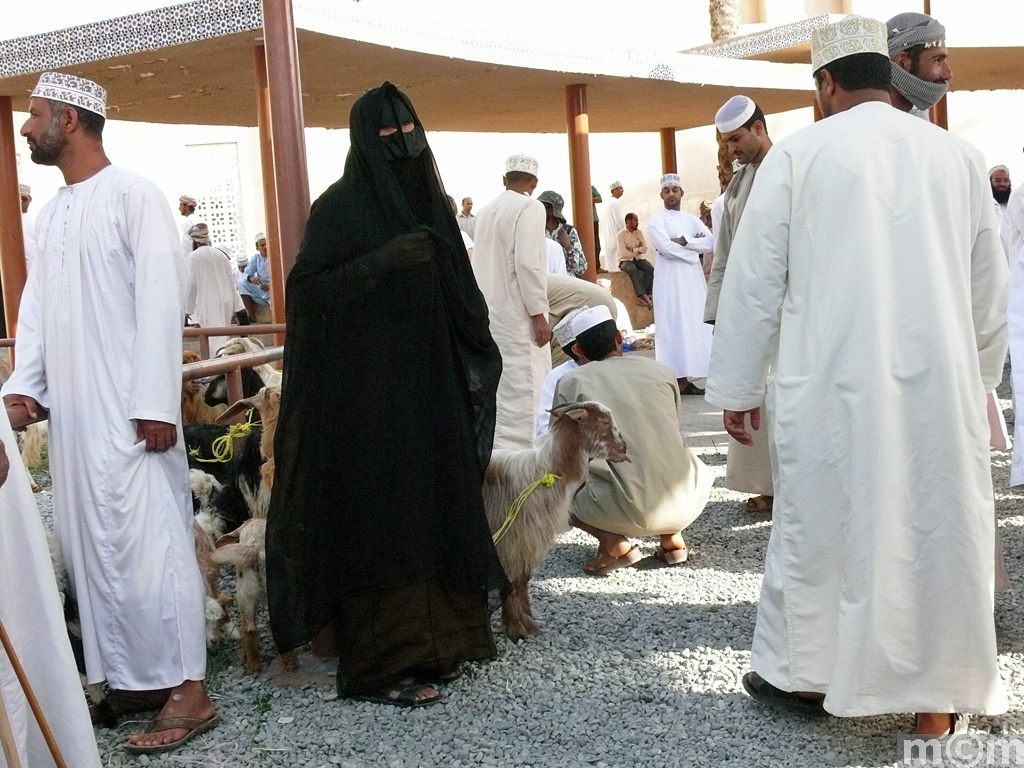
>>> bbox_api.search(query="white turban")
[715,95,757,134]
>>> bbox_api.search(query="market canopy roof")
[0,0,815,133]
[685,14,1024,93]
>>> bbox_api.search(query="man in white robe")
[599,182,625,272]
[706,18,1008,734]
[704,95,776,514]
[3,72,215,753]
[990,166,1012,261]
[1006,179,1024,269]
[0,432,102,767]
[185,225,245,355]
[19,184,38,270]
[471,154,550,449]
[647,173,714,395]
[535,308,585,436]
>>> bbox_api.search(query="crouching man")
[553,306,713,574]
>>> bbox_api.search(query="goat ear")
[216,393,263,424]
[563,408,589,422]
[215,530,242,548]
[549,402,589,422]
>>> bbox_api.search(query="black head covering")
[267,82,506,652]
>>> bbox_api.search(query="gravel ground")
[27,363,1024,767]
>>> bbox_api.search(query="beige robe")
[703,162,774,496]
[472,189,549,449]
[554,355,712,536]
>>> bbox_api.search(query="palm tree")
[709,0,740,43]
[710,0,741,191]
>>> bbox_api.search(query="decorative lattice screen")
[184,142,245,257]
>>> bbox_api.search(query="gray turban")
[886,13,948,111]
[188,222,211,245]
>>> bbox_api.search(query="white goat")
[210,518,267,673]
[208,386,292,674]
[482,401,629,640]
[190,470,240,647]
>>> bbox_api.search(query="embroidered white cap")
[18,184,30,197]
[609,181,623,191]
[553,307,589,348]
[811,15,889,72]
[505,153,539,177]
[660,173,682,190]
[31,72,107,118]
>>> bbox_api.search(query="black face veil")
[266,82,507,653]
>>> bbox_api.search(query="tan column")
[254,43,285,344]
[261,0,310,299]
[0,98,27,339]
[660,128,677,174]
[565,84,595,283]
[929,96,948,130]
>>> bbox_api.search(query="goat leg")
[502,575,542,640]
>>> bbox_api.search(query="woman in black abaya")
[266,82,507,707]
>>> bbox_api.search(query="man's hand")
[530,314,551,347]
[723,407,760,446]
[555,229,572,252]
[3,394,44,431]
[0,442,9,488]
[671,236,689,246]
[135,419,177,453]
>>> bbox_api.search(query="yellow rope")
[187,409,258,464]
[492,472,561,544]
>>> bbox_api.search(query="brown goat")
[182,349,228,424]
[482,401,629,640]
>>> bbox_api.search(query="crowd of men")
[0,6,1020,761]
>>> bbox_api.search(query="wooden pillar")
[0,98,27,339]
[660,128,677,174]
[929,96,948,130]
[565,84,596,283]
[253,43,285,345]
[261,0,310,299]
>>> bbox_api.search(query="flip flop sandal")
[584,545,642,576]
[654,545,689,565]
[744,496,773,514]
[124,712,221,755]
[352,680,441,708]
[742,672,828,718]
[90,688,171,728]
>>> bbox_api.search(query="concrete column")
[0,98,27,338]
[565,84,595,283]
[261,0,310,290]
[660,128,677,175]
[253,43,285,344]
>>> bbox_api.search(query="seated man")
[616,213,655,308]
[553,306,713,574]
[535,307,588,436]
[238,232,272,322]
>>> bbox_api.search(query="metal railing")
[184,323,285,359]
[4,328,286,430]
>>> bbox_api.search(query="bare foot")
[583,542,633,572]
[128,680,216,749]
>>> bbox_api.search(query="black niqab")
[266,82,506,653]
